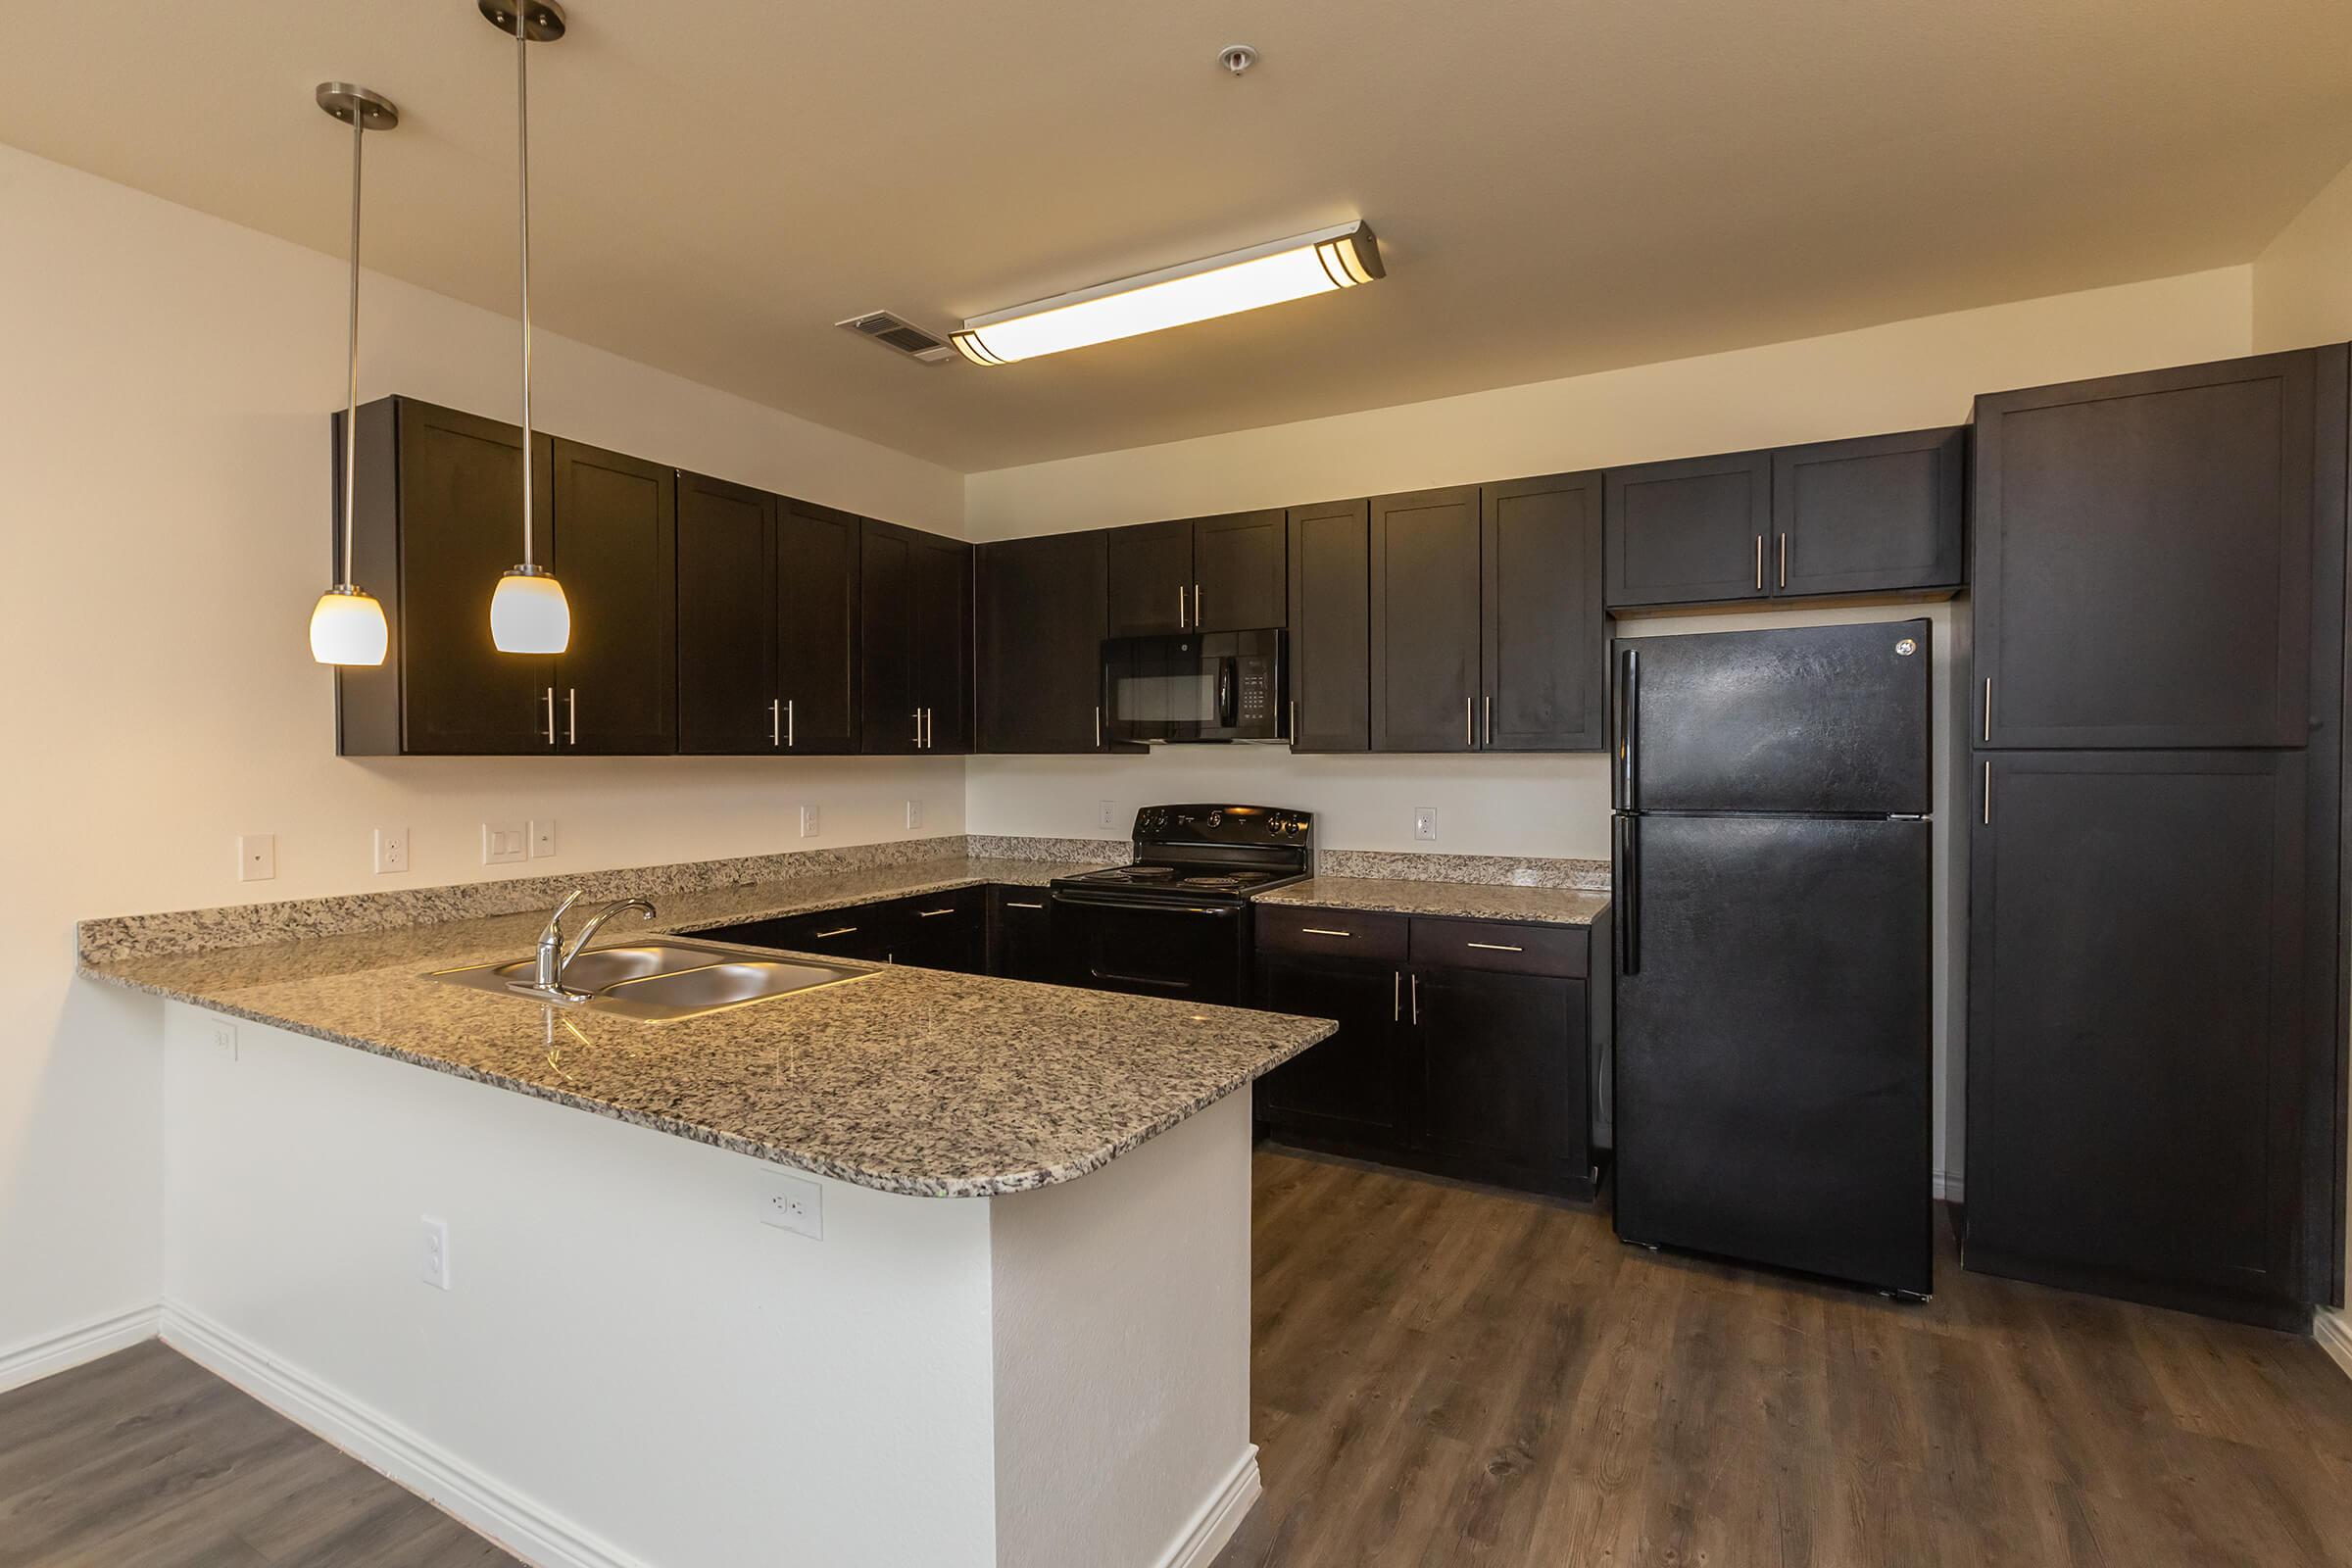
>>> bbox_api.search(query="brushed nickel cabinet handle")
[1778,533,1788,589]
[1754,535,1764,590]
[1484,695,1493,747]
[1177,585,1187,628]
[1983,677,1991,743]
[1393,970,1401,1022]
[917,907,956,918]
[543,686,557,746]
[566,688,576,745]
[912,710,924,747]
[1195,581,1202,627]
[1300,927,1354,938]
[1465,941,1523,953]
[786,699,796,749]
[1410,972,1420,1025]
[1094,705,1102,748]
[770,698,781,748]
[1465,696,1474,747]
[815,926,858,939]
[1004,901,1044,910]
[1983,760,1992,825]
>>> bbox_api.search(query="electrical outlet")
[799,806,820,839]
[420,1216,451,1290]
[905,799,923,831]
[1413,807,1439,843]
[481,822,527,865]
[1099,800,1119,828]
[237,833,275,881]
[208,1019,238,1059]
[760,1175,822,1240]
[529,818,558,858]
[373,826,409,875]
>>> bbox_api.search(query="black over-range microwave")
[1102,629,1288,744]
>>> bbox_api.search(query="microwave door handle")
[1217,657,1238,728]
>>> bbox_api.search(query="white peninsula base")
[157,1003,1258,1568]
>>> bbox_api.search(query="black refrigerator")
[1611,619,1934,1298]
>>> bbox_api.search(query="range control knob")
[1206,810,1224,829]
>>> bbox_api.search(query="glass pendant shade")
[309,586,389,665]
[490,566,570,654]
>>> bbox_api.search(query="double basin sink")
[430,937,873,1021]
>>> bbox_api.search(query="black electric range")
[1049,805,1313,1004]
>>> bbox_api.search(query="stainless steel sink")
[428,937,875,1020]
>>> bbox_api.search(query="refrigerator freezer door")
[1615,619,1931,814]
[1614,812,1933,1295]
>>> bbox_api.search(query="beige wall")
[2254,154,2352,1359]
[0,144,965,1363]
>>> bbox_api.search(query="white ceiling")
[4,1,2349,472]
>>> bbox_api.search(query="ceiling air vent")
[836,311,956,364]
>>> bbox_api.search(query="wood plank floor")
[1215,1149,2352,1568]
[8,1152,2351,1567]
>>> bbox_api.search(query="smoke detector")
[836,311,956,364]
[1218,43,1258,76]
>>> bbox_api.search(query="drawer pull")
[1300,927,1354,938]
[814,926,858,939]
[917,908,957,918]
[1004,901,1044,910]
[1465,941,1524,953]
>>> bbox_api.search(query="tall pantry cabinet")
[1961,346,2347,1328]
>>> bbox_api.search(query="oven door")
[1050,890,1250,1004]
[1102,630,1286,744]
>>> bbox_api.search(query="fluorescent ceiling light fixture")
[952,221,1384,367]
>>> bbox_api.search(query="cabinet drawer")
[1255,905,1408,961]
[1408,917,1585,978]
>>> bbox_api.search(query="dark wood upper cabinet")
[1370,486,1482,752]
[1191,510,1287,631]
[1604,449,1772,610]
[1772,426,1965,598]
[336,396,554,757]
[549,439,675,755]
[860,519,969,755]
[1482,471,1606,751]
[1974,352,2318,750]
[977,531,1114,754]
[676,473,778,755]
[1967,750,2309,1316]
[775,498,860,755]
[1105,518,1193,636]
[1287,499,1371,753]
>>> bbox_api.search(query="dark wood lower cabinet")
[697,888,985,973]
[986,887,1059,982]
[1254,910,1598,1200]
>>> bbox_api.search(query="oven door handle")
[1049,892,1245,917]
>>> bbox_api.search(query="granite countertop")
[1254,876,1611,927]
[80,857,1334,1199]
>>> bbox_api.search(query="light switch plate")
[1413,807,1439,843]
[799,806,820,839]
[905,799,923,830]
[237,834,276,881]
[373,826,409,875]
[481,822,527,865]
[420,1215,451,1290]
[529,819,558,858]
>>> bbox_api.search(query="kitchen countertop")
[79,857,1334,1198]
[1254,876,1611,927]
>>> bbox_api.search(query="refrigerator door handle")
[1615,647,1641,809]
[1615,813,1641,976]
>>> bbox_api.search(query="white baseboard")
[0,1304,162,1396]
[1159,1446,1261,1568]
[160,1302,652,1568]
[1933,1171,1965,1204]
[2317,1308,2352,1384]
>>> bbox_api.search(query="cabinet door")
[1287,500,1370,752]
[1772,427,1964,598]
[1968,751,2307,1310]
[977,531,1109,753]
[1604,450,1772,609]
[1254,955,1408,1145]
[911,531,972,753]
[1105,518,1193,635]
[675,473,777,755]
[858,521,918,755]
[700,913,893,965]
[1974,352,2317,749]
[1370,486,1482,752]
[395,400,554,754]
[551,439,676,754]
[1482,471,1605,751]
[776,498,860,755]
[1191,510,1287,631]
[987,888,1058,982]
[1412,967,1588,1185]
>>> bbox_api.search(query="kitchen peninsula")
[79,847,1333,1568]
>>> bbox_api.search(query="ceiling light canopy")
[951,221,1384,368]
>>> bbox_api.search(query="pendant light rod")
[340,103,366,588]
[514,3,534,567]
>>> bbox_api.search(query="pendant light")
[309,83,400,666]
[484,0,571,655]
